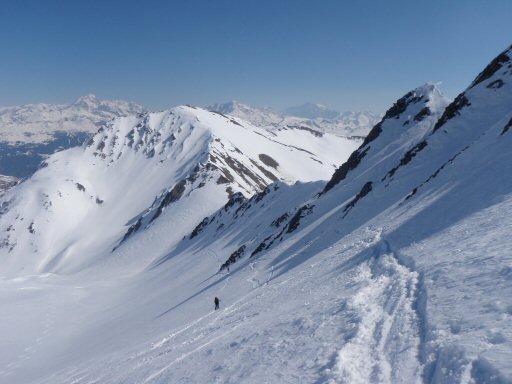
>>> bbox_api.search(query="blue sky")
[1,0,510,113]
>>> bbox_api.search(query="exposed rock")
[258,154,279,169]
[189,217,210,239]
[322,147,370,193]
[150,180,187,222]
[343,182,373,216]
[286,204,313,234]
[413,107,431,122]
[470,49,510,88]
[487,79,504,89]
[219,245,246,271]
[433,93,471,133]
[271,212,289,227]
[501,117,512,135]
[383,140,428,180]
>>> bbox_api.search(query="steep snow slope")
[0,106,358,276]
[209,100,380,138]
[182,48,512,381]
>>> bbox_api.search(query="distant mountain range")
[0,95,145,178]
[282,102,340,119]
[208,100,380,138]
[0,96,377,180]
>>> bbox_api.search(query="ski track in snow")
[333,242,422,384]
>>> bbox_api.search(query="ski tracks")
[333,246,423,384]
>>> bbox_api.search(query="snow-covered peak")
[85,105,357,193]
[323,83,451,193]
[73,94,100,107]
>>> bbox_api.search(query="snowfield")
[0,45,511,383]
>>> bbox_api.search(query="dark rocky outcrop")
[224,192,246,211]
[286,204,313,234]
[271,212,289,227]
[487,79,504,89]
[433,93,471,133]
[470,49,510,89]
[413,107,431,122]
[258,154,279,169]
[322,147,370,194]
[190,217,210,239]
[150,180,187,222]
[115,217,143,250]
[219,245,246,271]
[343,182,372,216]
[383,141,428,180]
[501,117,512,135]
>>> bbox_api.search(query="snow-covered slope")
[0,45,511,384]
[209,100,380,138]
[0,106,358,276]
[181,48,512,381]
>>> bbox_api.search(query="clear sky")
[1,0,510,113]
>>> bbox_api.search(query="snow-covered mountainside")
[0,95,145,177]
[0,106,358,276]
[209,100,380,138]
[176,48,512,382]
[0,45,511,384]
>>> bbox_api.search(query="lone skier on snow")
[214,297,220,310]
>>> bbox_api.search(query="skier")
[214,296,220,310]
